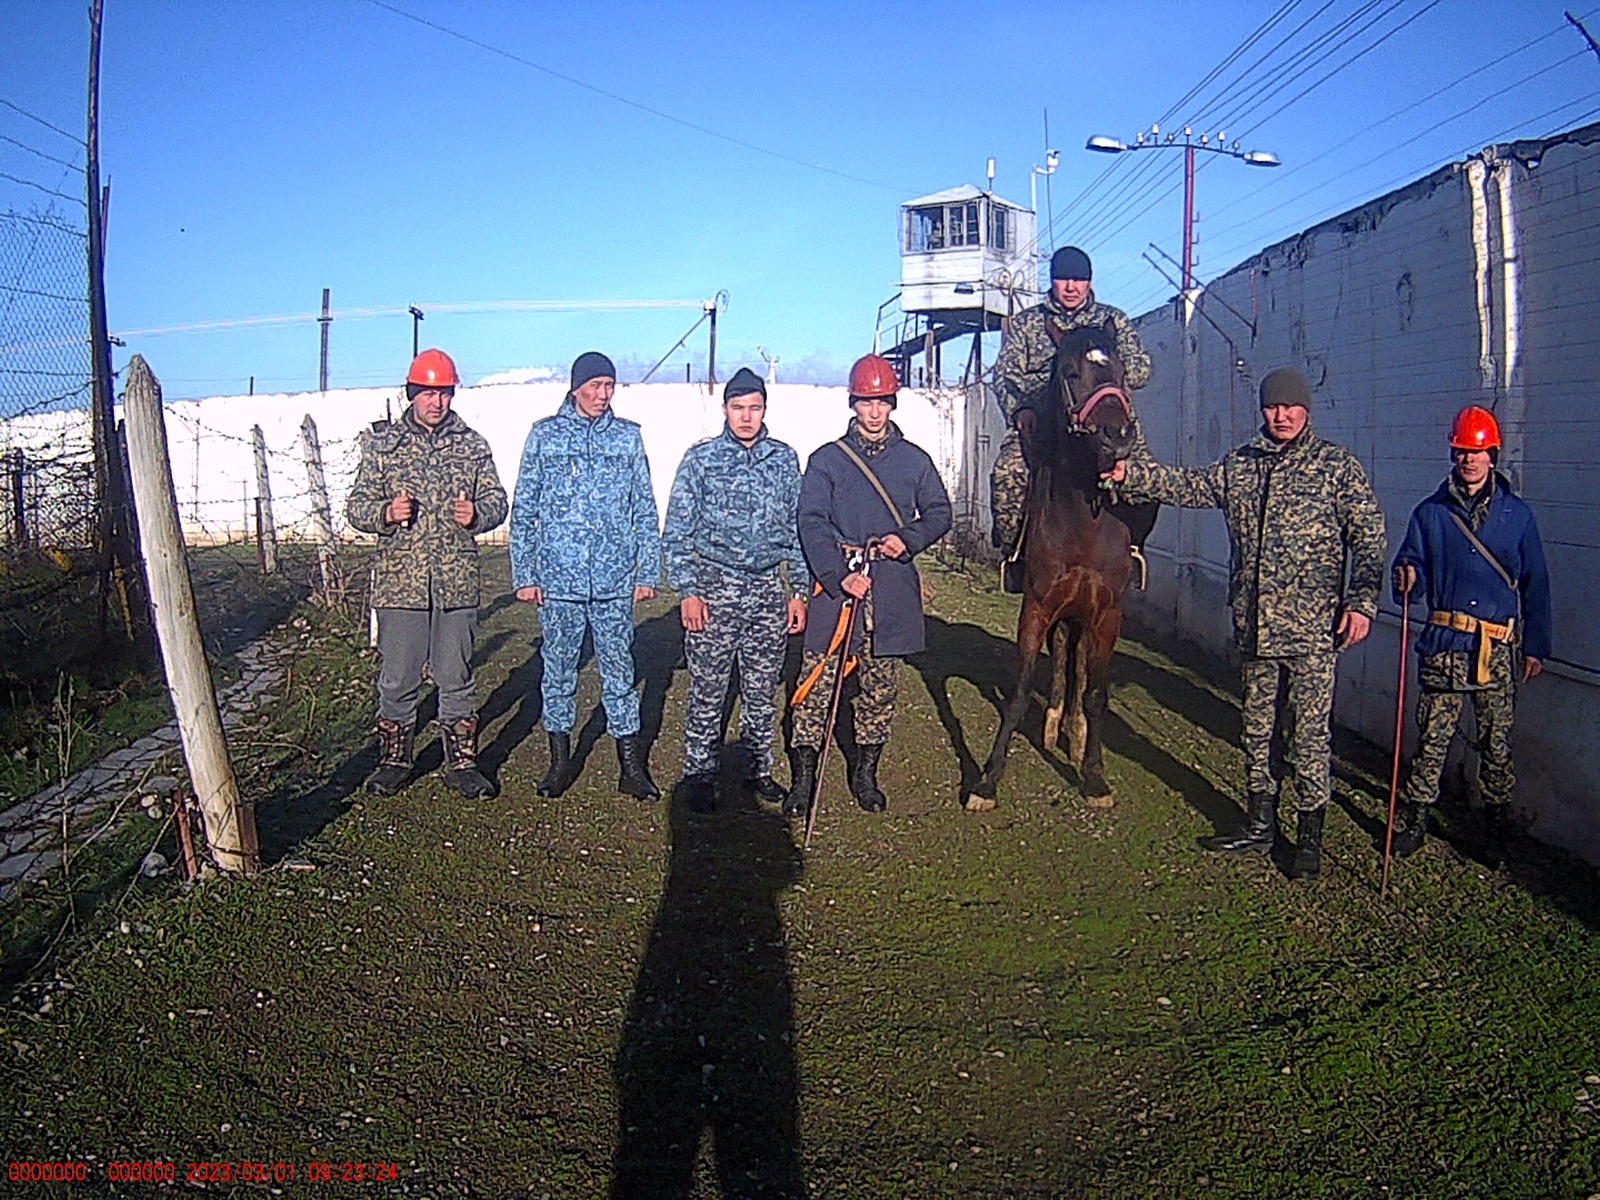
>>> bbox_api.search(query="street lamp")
[1030,149,1059,216]
[1086,126,1279,293]
[408,305,424,357]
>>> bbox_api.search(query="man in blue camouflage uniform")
[991,246,1155,559]
[786,354,952,817]
[1389,405,1551,860]
[663,367,809,813]
[346,349,509,799]
[1110,369,1387,880]
[510,351,664,800]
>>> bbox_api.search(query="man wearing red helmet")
[785,354,951,815]
[1389,405,1552,858]
[346,349,509,799]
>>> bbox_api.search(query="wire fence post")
[250,424,278,574]
[300,413,337,602]
[121,355,258,876]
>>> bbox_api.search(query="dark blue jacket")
[1392,473,1552,661]
[799,421,951,658]
[662,424,809,597]
[509,398,662,601]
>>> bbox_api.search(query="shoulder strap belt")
[833,440,905,528]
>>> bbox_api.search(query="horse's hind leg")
[1043,622,1069,753]
[1080,608,1124,806]
[1067,626,1089,769]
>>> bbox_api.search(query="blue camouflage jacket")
[509,398,662,601]
[662,424,809,597]
[1392,472,1552,661]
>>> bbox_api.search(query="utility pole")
[86,0,142,649]
[1568,11,1600,62]
[318,287,331,391]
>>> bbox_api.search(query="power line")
[365,0,910,194]
[0,169,85,207]
[0,99,83,146]
[0,132,82,172]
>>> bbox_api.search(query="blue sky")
[5,0,1599,399]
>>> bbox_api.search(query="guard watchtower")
[880,184,1040,387]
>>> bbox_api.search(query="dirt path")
[1,554,1595,1198]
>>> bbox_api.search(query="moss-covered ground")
[1,551,1596,1198]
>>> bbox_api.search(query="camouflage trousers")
[1400,645,1517,808]
[1241,651,1337,813]
[681,571,790,778]
[989,427,1029,550]
[792,594,898,748]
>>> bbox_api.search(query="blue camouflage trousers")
[1241,651,1337,813]
[538,597,640,737]
[681,571,789,778]
[1400,645,1517,808]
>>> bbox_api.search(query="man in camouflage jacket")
[1112,368,1387,880]
[510,351,664,801]
[991,245,1154,556]
[662,367,809,813]
[346,349,509,799]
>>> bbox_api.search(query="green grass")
[1,551,1596,1198]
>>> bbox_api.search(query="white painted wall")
[1125,121,1600,864]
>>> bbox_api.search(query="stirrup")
[1129,545,1148,592]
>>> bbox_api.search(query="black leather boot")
[851,743,888,813]
[1390,801,1428,859]
[536,732,574,798]
[748,775,788,806]
[1201,791,1277,854]
[616,735,660,800]
[364,718,415,795]
[440,715,497,799]
[675,773,717,814]
[783,746,818,819]
[1287,807,1326,881]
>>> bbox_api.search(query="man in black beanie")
[1107,368,1387,882]
[509,351,665,801]
[991,245,1155,578]
[662,367,810,812]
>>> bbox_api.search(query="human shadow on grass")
[912,617,1239,832]
[610,767,804,1198]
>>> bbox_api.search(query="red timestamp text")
[107,1161,176,1182]
[305,1161,401,1183]
[10,1161,90,1182]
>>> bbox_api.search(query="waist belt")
[1427,610,1514,685]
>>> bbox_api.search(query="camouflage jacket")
[1123,421,1387,657]
[663,424,809,598]
[346,405,509,610]
[994,291,1152,423]
[508,398,663,601]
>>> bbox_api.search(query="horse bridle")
[1068,383,1131,435]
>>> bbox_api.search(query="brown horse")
[966,319,1138,811]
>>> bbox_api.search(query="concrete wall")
[1126,121,1600,863]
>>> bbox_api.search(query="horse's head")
[1047,317,1135,472]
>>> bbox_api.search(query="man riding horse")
[991,245,1157,580]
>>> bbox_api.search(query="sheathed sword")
[796,542,874,848]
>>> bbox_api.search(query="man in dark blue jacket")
[663,367,809,813]
[510,352,663,800]
[1390,405,1552,857]
[786,354,952,816]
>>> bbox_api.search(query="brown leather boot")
[440,715,497,799]
[365,718,415,795]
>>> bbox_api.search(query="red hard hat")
[848,353,898,399]
[407,348,459,388]
[1449,405,1501,451]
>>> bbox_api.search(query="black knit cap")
[1050,246,1093,281]
[723,366,766,403]
[570,350,616,392]
[1258,368,1312,410]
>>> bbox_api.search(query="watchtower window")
[988,204,1012,251]
[946,202,980,247]
[907,206,946,252]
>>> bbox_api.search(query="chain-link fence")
[0,209,96,561]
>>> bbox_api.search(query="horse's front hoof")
[964,793,997,813]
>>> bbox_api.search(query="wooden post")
[318,288,331,392]
[300,414,337,601]
[254,498,266,575]
[250,424,278,574]
[120,355,258,875]
[8,449,25,551]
